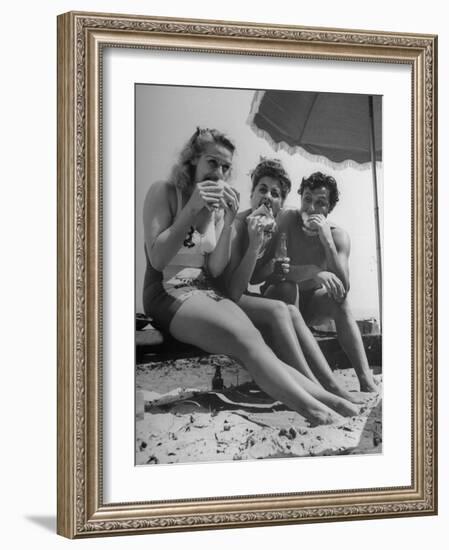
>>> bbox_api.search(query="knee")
[287,304,305,324]
[265,281,297,305]
[268,300,291,325]
[279,281,298,304]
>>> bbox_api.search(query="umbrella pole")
[369,96,382,332]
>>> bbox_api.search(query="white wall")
[1,1,446,549]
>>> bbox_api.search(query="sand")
[136,355,382,466]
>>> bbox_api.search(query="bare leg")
[169,294,342,425]
[264,280,299,306]
[238,294,320,384]
[262,283,363,401]
[305,290,378,392]
[236,295,359,416]
[286,305,367,404]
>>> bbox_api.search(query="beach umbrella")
[249,90,382,325]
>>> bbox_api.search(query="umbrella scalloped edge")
[247,90,382,173]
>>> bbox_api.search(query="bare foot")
[359,380,378,393]
[335,400,361,417]
[329,386,368,405]
[308,410,343,427]
[348,391,373,404]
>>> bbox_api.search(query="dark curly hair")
[298,171,340,212]
[250,158,292,200]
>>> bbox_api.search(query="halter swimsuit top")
[155,186,217,283]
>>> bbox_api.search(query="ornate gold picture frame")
[57,11,437,538]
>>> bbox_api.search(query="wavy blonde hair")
[169,128,236,190]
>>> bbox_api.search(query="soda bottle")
[274,232,288,279]
[212,365,224,391]
[279,232,288,257]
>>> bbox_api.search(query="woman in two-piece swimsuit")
[142,128,356,425]
[220,158,364,409]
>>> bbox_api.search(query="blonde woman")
[143,130,353,425]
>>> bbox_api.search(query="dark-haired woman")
[261,171,377,393]
[221,159,365,409]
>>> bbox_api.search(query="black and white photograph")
[135,84,383,466]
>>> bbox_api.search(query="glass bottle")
[212,365,224,391]
[274,232,288,279]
